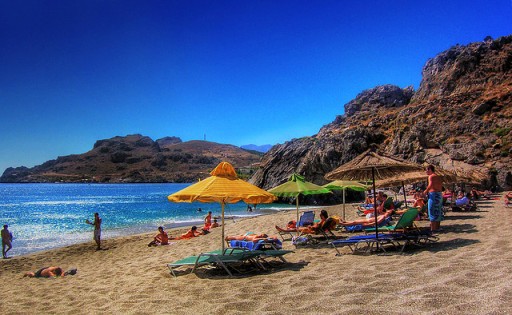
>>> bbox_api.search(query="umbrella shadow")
[419,238,481,253]
[193,259,309,279]
[444,215,483,220]
[440,223,478,234]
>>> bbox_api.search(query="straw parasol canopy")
[168,161,277,251]
[323,180,368,220]
[374,167,460,206]
[325,148,424,248]
[268,173,331,234]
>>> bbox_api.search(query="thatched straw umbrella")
[325,148,423,248]
[375,168,460,205]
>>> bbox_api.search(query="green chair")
[167,249,261,277]
[364,208,419,233]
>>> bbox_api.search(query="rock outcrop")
[251,35,512,190]
[1,134,263,183]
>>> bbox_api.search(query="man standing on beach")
[1,225,13,258]
[86,213,102,250]
[423,165,444,232]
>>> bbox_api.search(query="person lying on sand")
[225,233,277,242]
[24,266,77,278]
[148,226,169,246]
[338,210,393,226]
[171,226,203,240]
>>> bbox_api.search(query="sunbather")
[338,210,393,226]
[298,210,329,234]
[171,226,202,240]
[225,233,277,242]
[24,266,77,278]
[148,226,169,246]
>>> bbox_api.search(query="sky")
[0,0,511,173]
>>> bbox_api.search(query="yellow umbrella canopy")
[168,161,277,251]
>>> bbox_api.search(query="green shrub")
[494,127,511,137]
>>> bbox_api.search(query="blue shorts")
[428,192,444,222]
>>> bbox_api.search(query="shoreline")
[1,193,510,314]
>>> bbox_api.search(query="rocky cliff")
[0,134,263,183]
[251,35,512,190]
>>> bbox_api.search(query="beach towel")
[428,192,444,222]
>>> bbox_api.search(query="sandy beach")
[1,192,511,314]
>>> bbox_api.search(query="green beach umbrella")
[268,173,331,234]
[323,180,368,220]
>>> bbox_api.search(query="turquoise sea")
[0,183,299,257]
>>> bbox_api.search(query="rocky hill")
[0,135,263,183]
[250,35,512,190]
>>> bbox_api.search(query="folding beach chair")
[276,210,315,241]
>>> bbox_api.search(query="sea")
[0,183,300,257]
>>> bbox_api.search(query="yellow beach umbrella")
[168,161,277,251]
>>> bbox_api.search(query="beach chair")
[167,248,262,277]
[330,233,402,255]
[275,211,315,240]
[227,238,283,251]
[364,208,419,234]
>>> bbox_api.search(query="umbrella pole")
[402,181,407,207]
[343,188,346,221]
[296,195,300,236]
[221,202,225,253]
[372,167,379,250]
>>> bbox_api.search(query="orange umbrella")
[168,162,277,251]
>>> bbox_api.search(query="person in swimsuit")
[24,266,77,278]
[338,210,393,226]
[148,226,169,246]
[225,233,276,242]
[1,225,13,259]
[86,212,102,250]
[171,226,202,240]
[423,165,444,232]
[203,211,212,231]
[211,219,219,228]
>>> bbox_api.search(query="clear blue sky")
[1,0,511,173]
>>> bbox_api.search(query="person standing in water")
[86,212,102,250]
[1,225,13,258]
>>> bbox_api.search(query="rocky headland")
[0,135,263,183]
[250,35,512,190]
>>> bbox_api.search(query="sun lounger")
[276,210,315,240]
[330,233,401,255]
[227,238,282,251]
[364,208,419,233]
[167,249,262,277]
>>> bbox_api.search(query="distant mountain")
[240,144,273,153]
[0,134,263,183]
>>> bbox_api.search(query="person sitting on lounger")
[148,226,169,246]
[338,210,393,226]
[298,210,329,234]
[455,192,470,207]
[225,233,276,242]
[24,266,77,278]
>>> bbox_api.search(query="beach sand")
[1,193,511,314]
